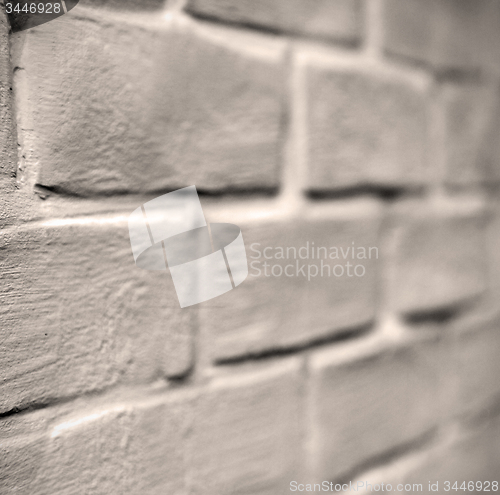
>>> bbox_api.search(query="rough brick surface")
[299,53,429,192]
[0,7,16,182]
[450,317,500,416]
[2,0,500,489]
[440,82,498,187]
[39,407,135,494]
[14,11,285,195]
[388,204,487,316]
[406,419,500,484]
[200,202,380,361]
[309,334,441,481]
[187,359,303,495]
[40,398,188,495]
[0,411,49,494]
[353,423,500,489]
[127,397,189,494]
[479,89,500,185]
[0,393,190,495]
[0,220,193,413]
[186,0,364,43]
[384,0,500,72]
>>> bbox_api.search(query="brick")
[186,0,364,44]
[0,411,49,494]
[405,420,500,484]
[383,0,500,72]
[36,395,189,495]
[440,82,498,187]
[127,395,190,494]
[0,7,17,182]
[0,187,29,228]
[0,219,193,413]
[352,423,500,489]
[38,406,135,494]
[14,10,285,195]
[0,392,190,494]
[387,203,487,316]
[309,334,441,481]
[0,435,48,494]
[479,89,500,185]
[200,200,381,361]
[186,358,303,495]
[299,52,429,192]
[450,317,500,416]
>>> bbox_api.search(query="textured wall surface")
[1,0,500,493]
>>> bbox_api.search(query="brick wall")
[1,0,500,492]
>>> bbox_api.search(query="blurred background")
[1,0,500,493]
